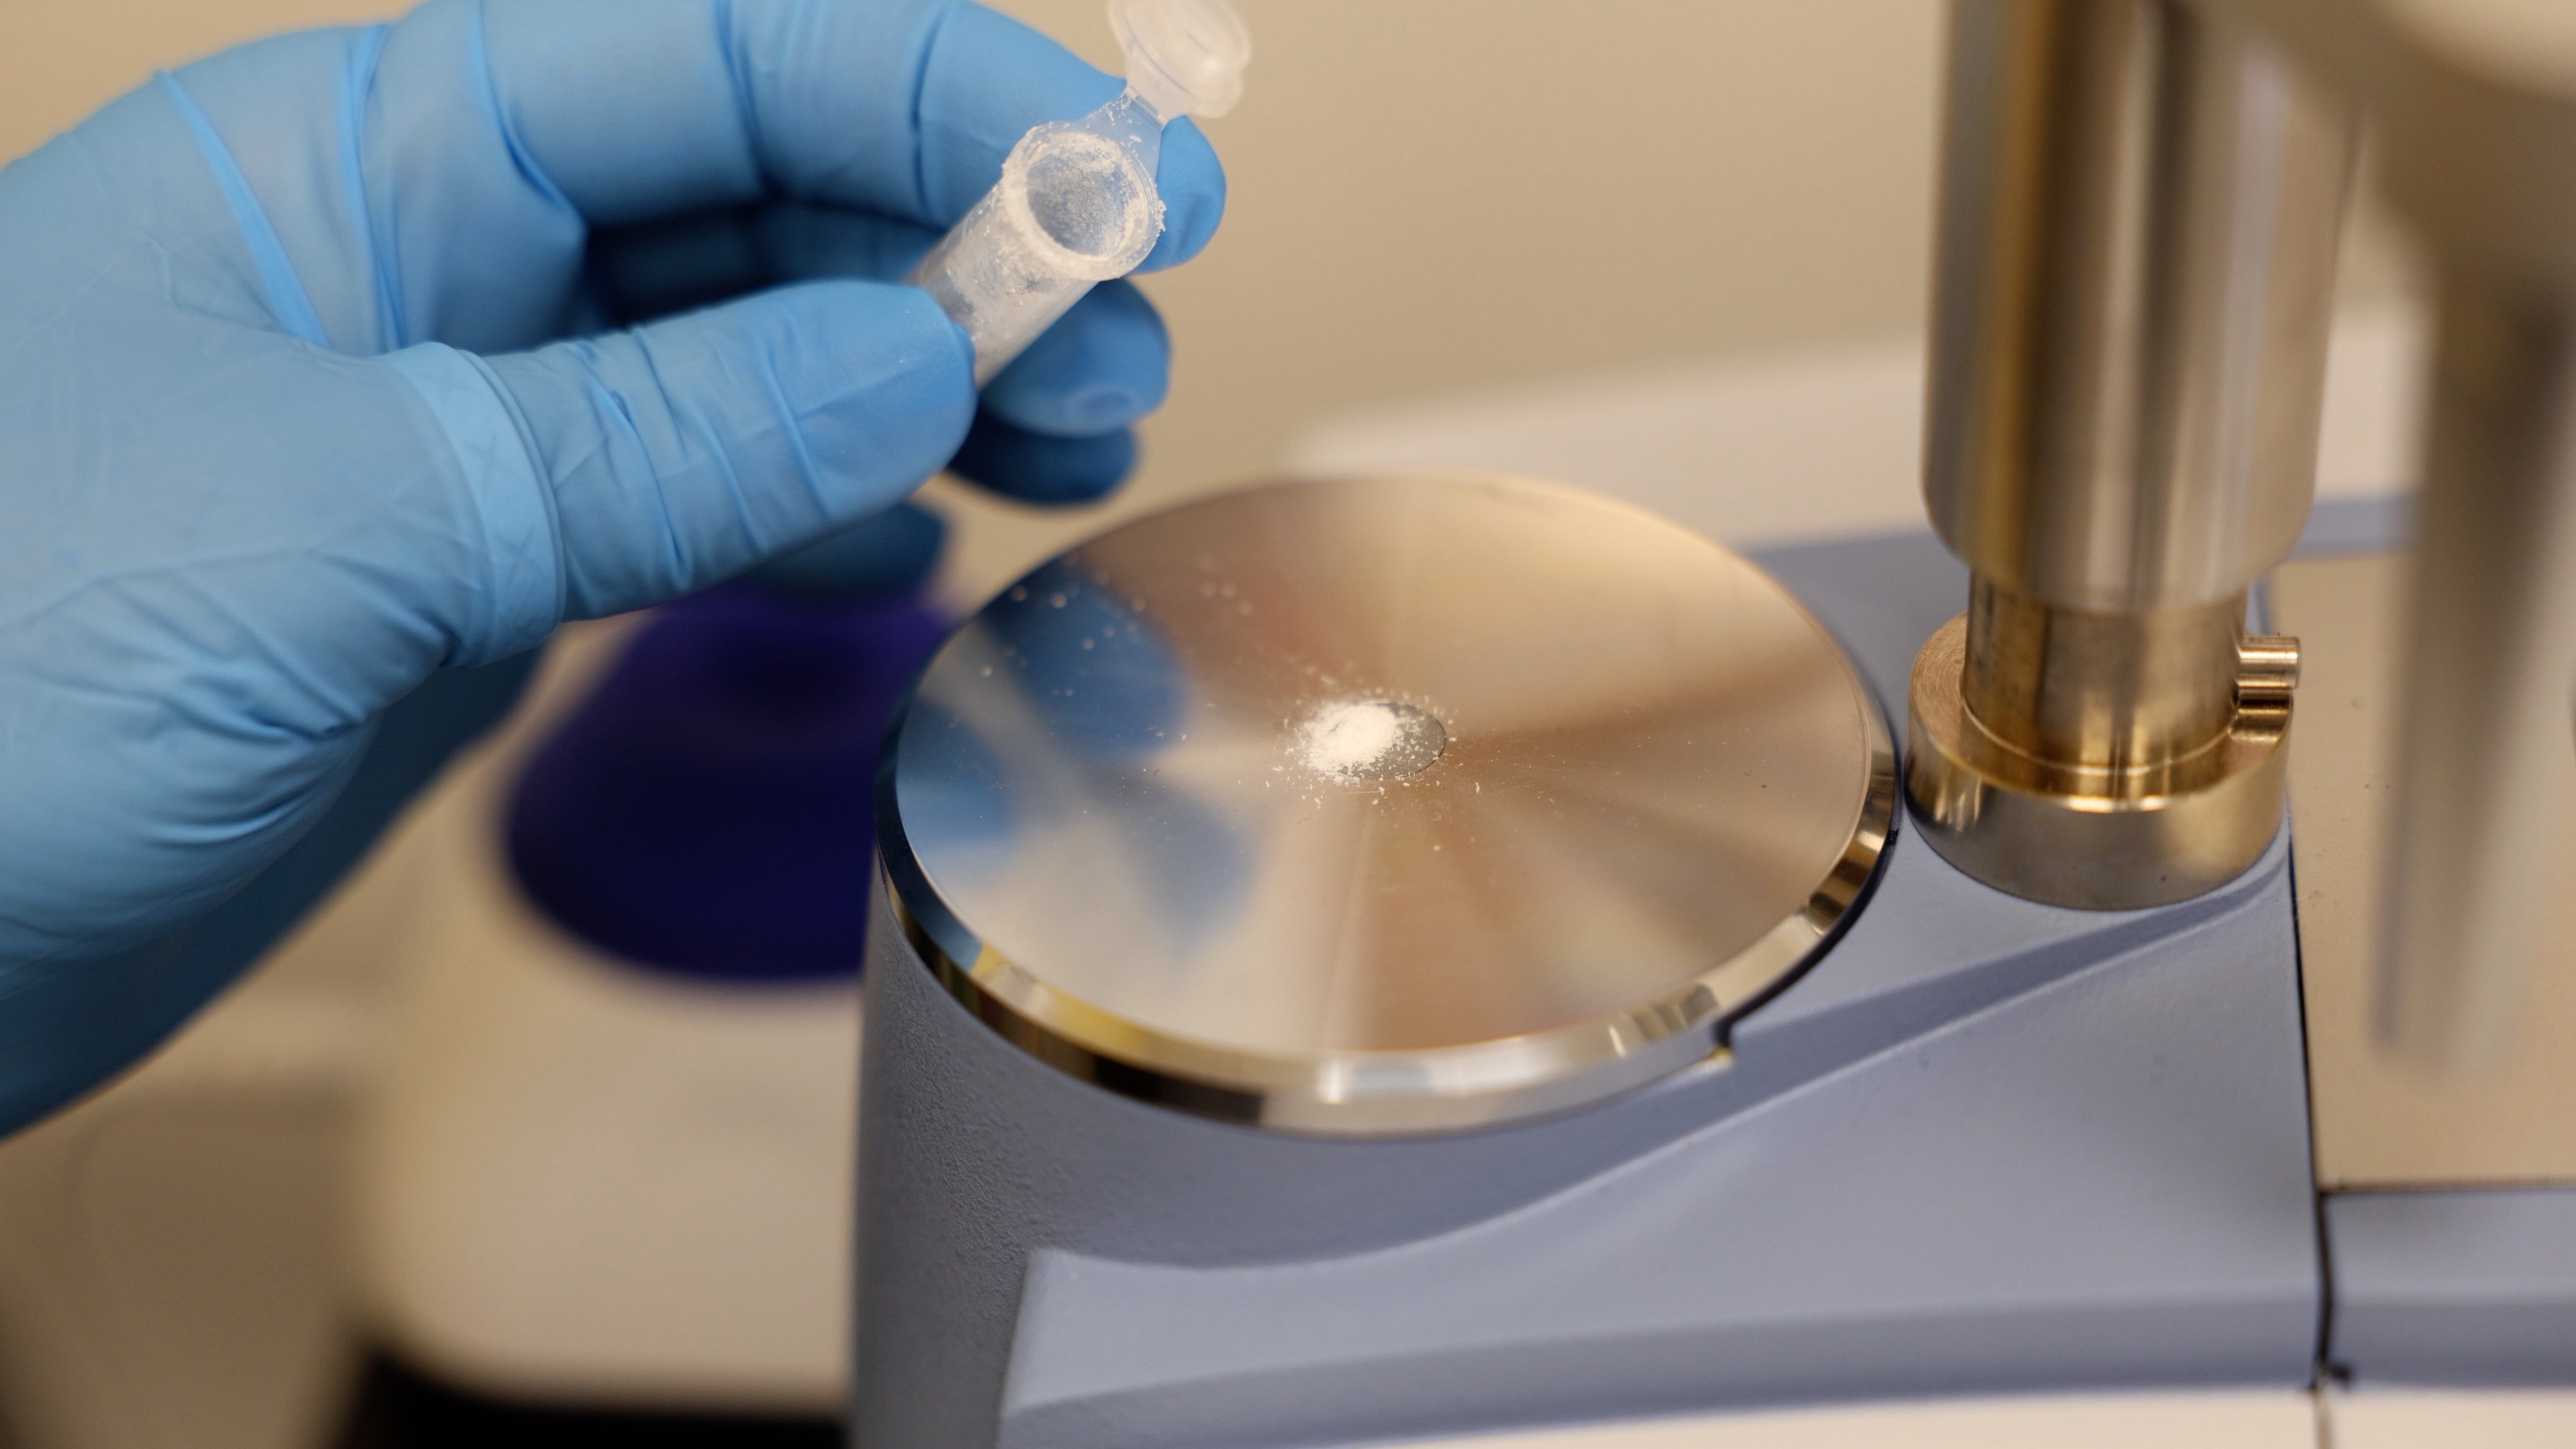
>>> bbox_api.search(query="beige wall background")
[0,0,2421,588]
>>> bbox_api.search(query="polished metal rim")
[880,474,1896,1136]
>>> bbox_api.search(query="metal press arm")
[1910,0,2353,909]
[1927,0,2576,1071]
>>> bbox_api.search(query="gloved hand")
[0,0,1224,1131]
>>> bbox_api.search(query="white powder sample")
[1294,699,1446,782]
[1301,701,1402,774]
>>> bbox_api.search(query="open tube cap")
[1111,0,1252,121]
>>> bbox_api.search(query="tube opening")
[1002,129,1161,281]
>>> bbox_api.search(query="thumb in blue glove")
[0,0,1225,1131]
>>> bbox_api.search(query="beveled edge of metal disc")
[877,475,1900,1138]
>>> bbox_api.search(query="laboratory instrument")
[1906,0,2346,909]
[849,1,2576,1446]
[1903,0,2576,1079]
[860,470,2316,1448]
[910,0,1250,382]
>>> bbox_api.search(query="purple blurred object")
[506,585,951,982]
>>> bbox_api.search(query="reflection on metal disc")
[882,474,1894,1134]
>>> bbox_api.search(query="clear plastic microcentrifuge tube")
[908,0,1250,384]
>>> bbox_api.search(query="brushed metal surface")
[1925,0,2355,614]
[2277,549,2576,1187]
[2373,276,2576,1072]
[881,474,1892,1134]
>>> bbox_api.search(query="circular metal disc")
[882,474,1893,1134]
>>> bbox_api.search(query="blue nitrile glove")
[0,0,1225,1132]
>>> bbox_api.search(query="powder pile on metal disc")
[1295,699,1446,782]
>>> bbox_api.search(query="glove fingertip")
[813,278,977,393]
[773,280,980,480]
[746,499,949,601]
[980,281,1169,439]
[949,414,1137,505]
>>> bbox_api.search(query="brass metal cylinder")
[1960,576,2245,777]
[1907,0,2352,908]
[1909,614,2295,908]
